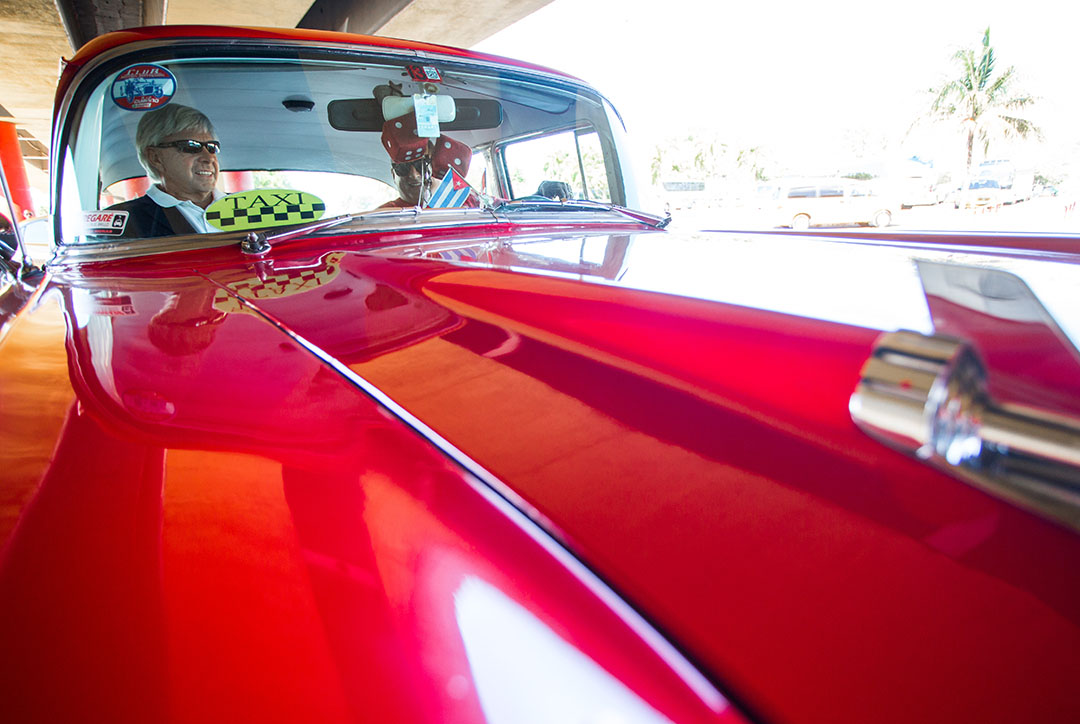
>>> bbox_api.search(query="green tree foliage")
[928,28,1041,173]
[251,170,289,189]
[541,147,610,200]
[650,133,768,185]
[1034,173,1059,187]
[650,135,718,184]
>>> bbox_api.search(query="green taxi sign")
[206,189,326,232]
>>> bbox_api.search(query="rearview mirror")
[328,98,503,132]
[381,94,457,123]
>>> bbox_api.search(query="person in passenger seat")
[376,112,475,209]
[107,104,224,237]
[380,156,432,209]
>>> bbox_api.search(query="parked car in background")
[958,177,1003,208]
[976,159,1035,205]
[762,178,898,229]
[2,24,1079,724]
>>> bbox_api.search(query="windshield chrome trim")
[46,208,648,266]
[49,231,249,265]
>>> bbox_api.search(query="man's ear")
[144,146,162,176]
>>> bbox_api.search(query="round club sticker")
[111,64,176,111]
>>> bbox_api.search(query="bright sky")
[475,0,1080,179]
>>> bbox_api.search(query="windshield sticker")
[413,94,440,138]
[205,189,326,232]
[111,64,176,111]
[83,210,129,236]
[407,65,442,83]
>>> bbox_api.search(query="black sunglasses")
[154,139,222,155]
[392,158,429,176]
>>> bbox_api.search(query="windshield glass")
[56,47,635,246]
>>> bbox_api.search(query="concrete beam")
[376,0,553,48]
[54,0,144,51]
[165,0,313,28]
[0,0,74,148]
[143,0,166,26]
[298,0,411,34]
[297,0,555,49]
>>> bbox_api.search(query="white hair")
[136,104,216,183]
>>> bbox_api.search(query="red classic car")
[1,25,1079,724]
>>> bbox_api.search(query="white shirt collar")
[146,184,223,209]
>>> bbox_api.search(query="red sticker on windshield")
[111,64,176,111]
[407,65,442,82]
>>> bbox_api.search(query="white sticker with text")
[413,94,440,138]
[83,210,129,236]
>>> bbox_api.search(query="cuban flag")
[427,168,472,208]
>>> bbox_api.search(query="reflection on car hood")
[37,225,1080,724]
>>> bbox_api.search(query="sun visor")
[328,98,503,132]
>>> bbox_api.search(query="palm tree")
[929,28,1041,174]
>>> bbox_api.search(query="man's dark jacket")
[107,194,197,238]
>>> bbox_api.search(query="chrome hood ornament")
[851,262,1080,532]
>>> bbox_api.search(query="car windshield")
[56,45,636,246]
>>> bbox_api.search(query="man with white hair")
[108,103,223,237]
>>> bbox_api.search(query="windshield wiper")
[493,199,671,229]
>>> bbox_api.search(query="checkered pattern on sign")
[211,253,345,315]
[230,268,332,299]
[206,201,326,228]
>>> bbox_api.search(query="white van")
[763,179,899,230]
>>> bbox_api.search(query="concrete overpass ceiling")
[165,0,311,29]
[0,0,77,153]
[297,0,553,49]
[0,0,551,199]
[364,0,554,49]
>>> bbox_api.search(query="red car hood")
[5,225,1079,724]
